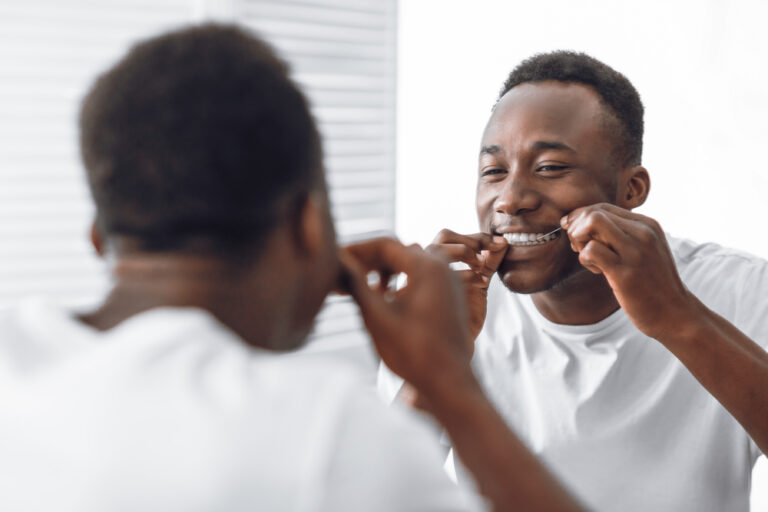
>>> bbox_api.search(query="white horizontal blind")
[0,0,396,361]
[0,0,195,307]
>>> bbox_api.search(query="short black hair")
[80,23,321,252]
[499,51,644,166]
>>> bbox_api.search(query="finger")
[478,239,508,275]
[602,211,665,243]
[426,243,483,269]
[343,237,422,276]
[578,239,621,274]
[432,229,507,252]
[566,209,631,254]
[338,248,392,323]
[468,232,508,251]
[562,203,645,229]
[455,269,489,288]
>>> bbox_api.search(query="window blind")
[0,0,396,364]
[0,0,194,306]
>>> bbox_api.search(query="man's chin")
[498,271,553,295]
[497,260,585,295]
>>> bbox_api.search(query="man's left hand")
[562,203,697,341]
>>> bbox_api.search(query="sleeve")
[316,386,487,512]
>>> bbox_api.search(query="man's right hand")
[426,230,508,344]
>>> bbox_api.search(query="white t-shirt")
[0,299,484,512]
[466,235,768,511]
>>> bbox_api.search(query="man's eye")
[537,165,568,173]
[481,168,506,177]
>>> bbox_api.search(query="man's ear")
[618,166,650,210]
[89,220,105,257]
[294,190,328,257]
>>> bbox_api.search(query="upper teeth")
[502,231,559,245]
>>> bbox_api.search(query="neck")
[78,253,297,351]
[531,267,620,325]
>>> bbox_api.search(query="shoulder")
[0,297,95,382]
[669,234,767,273]
[668,234,768,296]
[668,234,768,344]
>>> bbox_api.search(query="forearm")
[423,374,583,512]
[659,296,768,454]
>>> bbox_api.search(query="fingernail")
[560,216,569,228]
[492,235,507,245]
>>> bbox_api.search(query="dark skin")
[430,80,768,455]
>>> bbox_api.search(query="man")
[390,51,768,511]
[0,25,583,511]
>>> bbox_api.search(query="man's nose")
[493,171,541,216]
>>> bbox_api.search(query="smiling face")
[477,80,625,294]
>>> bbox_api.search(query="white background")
[395,0,767,507]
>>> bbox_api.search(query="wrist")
[655,293,714,348]
[415,366,487,421]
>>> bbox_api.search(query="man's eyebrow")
[532,140,575,152]
[479,145,501,156]
[479,141,575,157]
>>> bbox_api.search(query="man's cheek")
[475,201,493,231]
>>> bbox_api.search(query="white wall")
[396,0,767,507]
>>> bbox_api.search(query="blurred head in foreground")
[79,24,338,349]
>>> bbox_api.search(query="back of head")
[499,50,644,166]
[80,24,321,254]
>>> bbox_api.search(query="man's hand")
[564,203,768,455]
[426,230,508,344]
[561,203,696,341]
[339,238,475,395]
[340,238,584,511]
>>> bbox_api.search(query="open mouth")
[499,227,562,246]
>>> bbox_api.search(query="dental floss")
[535,227,562,240]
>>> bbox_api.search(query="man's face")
[476,80,622,294]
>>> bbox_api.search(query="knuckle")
[636,225,656,243]
[582,212,601,230]
[648,218,663,234]
[579,244,595,260]
[434,228,455,243]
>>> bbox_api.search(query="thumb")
[338,248,391,326]
[481,237,508,274]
